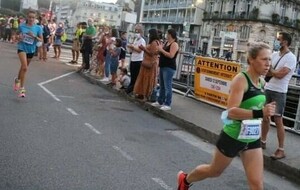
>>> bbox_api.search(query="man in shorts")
[261,32,297,160]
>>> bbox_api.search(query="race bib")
[238,120,261,140]
[23,34,35,45]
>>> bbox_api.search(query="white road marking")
[38,84,61,102]
[151,178,173,190]
[38,71,76,85]
[38,71,76,102]
[67,108,79,116]
[56,95,75,99]
[112,146,134,161]
[84,123,101,134]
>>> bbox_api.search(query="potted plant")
[240,11,246,18]
[251,7,259,19]
[203,11,208,18]
[272,13,280,23]
[284,16,289,24]
[213,11,219,18]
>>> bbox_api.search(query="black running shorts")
[17,50,34,59]
[216,130,261,158]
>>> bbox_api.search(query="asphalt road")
[0,42,299,190]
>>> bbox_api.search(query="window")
[258,30,266,41]
[240,25,251,39]
[111,15,113,19]
[214,24,222,37]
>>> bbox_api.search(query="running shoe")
[18,87,26,98]
[14,78,20,91]
[177,171,190,190]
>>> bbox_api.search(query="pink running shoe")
[18,87,26,98]
[14,78,20,91]
[177,171,191,190]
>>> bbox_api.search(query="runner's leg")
[186,148,233,183]
[240,148,263,190]
[17,52,28,88]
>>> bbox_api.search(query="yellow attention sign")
[194,56,241,108]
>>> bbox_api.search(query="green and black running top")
[223,72,266,143]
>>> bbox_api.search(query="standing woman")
[133,28,160,101]
[176,42,276,190]
[52,22,64,59]
[14,10,43,97]
[96,26,109,77]
[152,28,179,111]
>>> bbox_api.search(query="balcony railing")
[203,12,300,31]
[144,1,196,10]
[143,16,192,23]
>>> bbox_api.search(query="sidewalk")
[79,71,300,185]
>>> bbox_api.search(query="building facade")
[200,0,300,63]
[73,1,122,27]
[21,0,38,10]
[140,0,205,52]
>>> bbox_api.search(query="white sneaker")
[83,70,89,74]
[151,102,161,107]
[100,77,110,82]
[160,105,171,111]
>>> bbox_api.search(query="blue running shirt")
[17,23,43,54]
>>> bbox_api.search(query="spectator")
[0,16,6,41]
[10,15,19,43]
[52,22,64,59]
[261,32,297,160]
[69,22,83,64]
[119,31,127,68]
[40,18,50,61]
[133,28,160,101]
[225,49,232,61]
[151,28,179,111]
[118,67,130,89]
[48,19,57,45]
[78,22,87,71]
[4,15,13,42]
[100,31,114,82]
[109,38,122,86]
[82,18,96,73]
[96,26,109,78]
[125,24,146,94]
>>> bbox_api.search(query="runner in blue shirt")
[14,10,43,98]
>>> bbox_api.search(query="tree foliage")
[1,0,21,11]
[38,0,51,9]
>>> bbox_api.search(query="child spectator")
[118,67,130,89]
[109,38,122,86]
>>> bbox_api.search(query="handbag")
[265,51,289,82]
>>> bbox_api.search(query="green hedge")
[0,8,25,17]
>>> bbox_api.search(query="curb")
[79,72,300,185]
